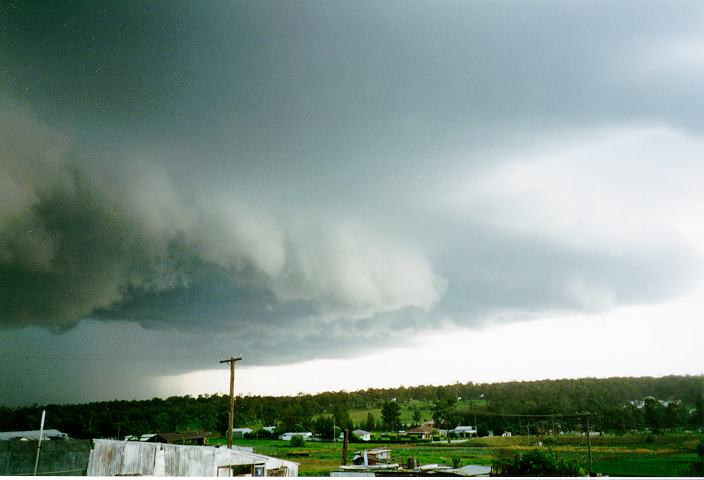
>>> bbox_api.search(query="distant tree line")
[1,375,701,439]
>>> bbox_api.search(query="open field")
[212,433,702,476]
[320,398,489,426]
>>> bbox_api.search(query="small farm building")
[454,425,477,437]
[352,430,372,441]
[87,439,298,476]
[232,428,252,438]
[405,425,435,439]
[279,432,314,442]
[155,431,210,445]
[0,430,68,441]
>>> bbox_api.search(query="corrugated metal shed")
[0,429,68,441]
[87,439,298,476]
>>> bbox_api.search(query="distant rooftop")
[0,429,68,441]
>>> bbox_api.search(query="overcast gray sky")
[1,0,703,406]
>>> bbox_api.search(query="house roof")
[155,432,210,443]
[88,439,299,476]
[445,465,492,476]
[0,429,67,441]
[407,425,435,434]
[454,425,476,432]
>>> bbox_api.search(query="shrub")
[492,448,585,477]
[542,435,557,446]
[290,435,306,447]
[245,429,275,440]
[691,438,704,476]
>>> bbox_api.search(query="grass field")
[341,398,489,426]
[212,433,702,476]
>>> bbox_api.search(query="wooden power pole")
[341,429,349,466]
[585,412,593,476]
[220,356,242,449]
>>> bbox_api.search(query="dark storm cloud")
[0,109,445,332]
[2,1,704,404]
[4,1,704,151]
[0,111,187,329]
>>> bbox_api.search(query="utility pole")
[341,429,349,466]
[220,356,242,449]
[33,410,46,476]
[585,412,593,476]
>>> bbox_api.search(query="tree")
[381,401,401,431]
[664,401,685,431]
[364,412,376,432]
[281,403,306,432]
[332,404,352,430]
[412,407,422,424]
[313,416,336,440]
[694,394,704,428]
[432,398,459,430]
[644,397,664,433]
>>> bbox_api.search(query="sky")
[1,0,703,407]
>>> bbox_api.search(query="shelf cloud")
[1,0,703,404]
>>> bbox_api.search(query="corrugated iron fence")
[0,439,91,476]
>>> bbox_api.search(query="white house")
[352,430,372,441]
[232,428,253,439]
[279,432,314,441]
[453,425,477,437]
[502,431,512,437]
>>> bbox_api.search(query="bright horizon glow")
[155,285,704,399]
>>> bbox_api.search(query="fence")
[0,439,91,476]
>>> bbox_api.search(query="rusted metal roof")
[407,425,435,434]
